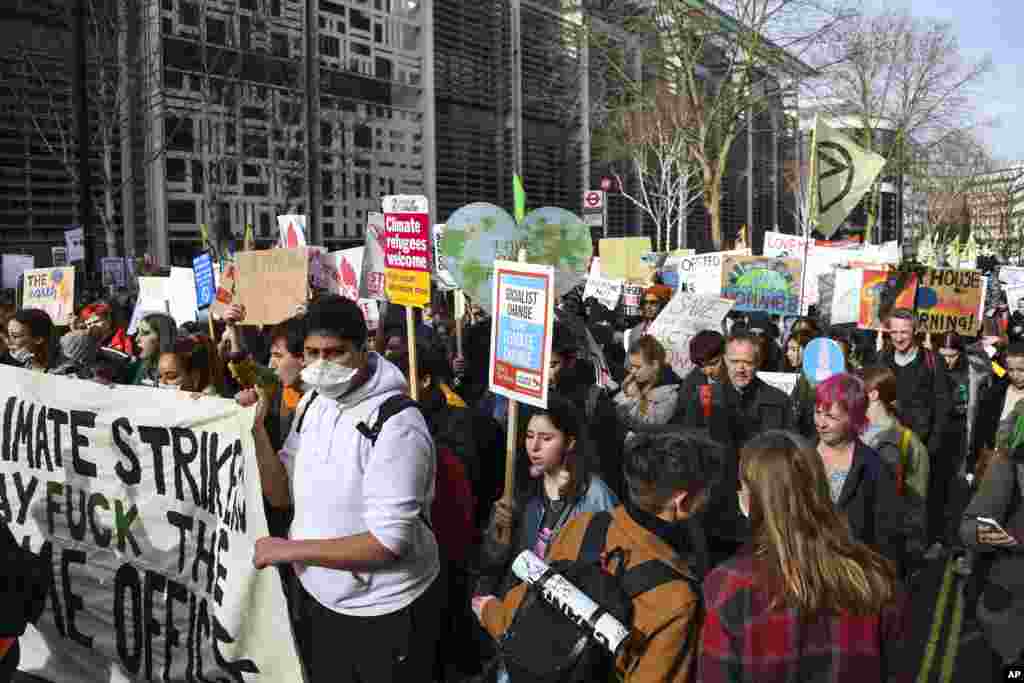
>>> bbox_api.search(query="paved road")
[904,555,1017,683]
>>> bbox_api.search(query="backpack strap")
[578,511,613,565]
[355,394,421,446]
[294,390,319,434]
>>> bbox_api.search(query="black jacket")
[836,440,906,564]
[1,522,48,638]
[879,348,951,451]
[974,378,1009,454]
[672,367,711,427]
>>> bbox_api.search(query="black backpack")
[498,511,700,683]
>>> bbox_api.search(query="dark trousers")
[928,428,965,544]
[295,571,444,683]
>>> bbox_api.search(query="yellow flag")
[812,117,888,239]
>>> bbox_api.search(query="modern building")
[2,0,808,270]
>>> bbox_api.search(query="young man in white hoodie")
[249,294,442,682]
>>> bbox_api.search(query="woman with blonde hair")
[698,431,908,683]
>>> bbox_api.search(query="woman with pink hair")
[813,373,907,566]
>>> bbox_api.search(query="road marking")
[917,559,955,683]
[939,583,965,683]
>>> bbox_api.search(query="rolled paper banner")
[510,550,631,656]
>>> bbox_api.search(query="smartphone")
[976,516,1011,536]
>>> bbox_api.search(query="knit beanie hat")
[60,331,100,367]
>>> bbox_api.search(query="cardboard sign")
[859,270,919,330]
[2,254,35,290]
[51,246,67,267]
[324,247,364,302]
[720,256,802,316]
[383,195,431,309]
[646,294,734,379]
[193,253,215,309]
[362,213,387,300]
[675,249,750,295]
[236,249,309,325]
[489,261,555,408]
[758,372,799,397]
[101,257,126,288]
[599,237,654,282]
[6,369,304,682]
[582,274,624,311]
[277,214,307,248]
[64,226,85,262]
[915,269,985,335]
[22,267,75,324]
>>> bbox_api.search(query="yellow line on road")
[939,583,965,683]
[916,559,955,683]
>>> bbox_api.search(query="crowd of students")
[2,279,1024,682]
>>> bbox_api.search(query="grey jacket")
[960,455,1024,662]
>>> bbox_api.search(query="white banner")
[169,267,199,325]
[647,294,734,379]
[4,368,304,683]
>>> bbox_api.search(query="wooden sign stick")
[497,249,528,545]
[406,306,419,401]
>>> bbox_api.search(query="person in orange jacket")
[472,432,722,683]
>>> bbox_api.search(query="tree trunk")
[102,117,118,257]
[703,160,724,250]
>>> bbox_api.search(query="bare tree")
[603,82,704,251]
[581,0,851,248]
[813,10,994,233]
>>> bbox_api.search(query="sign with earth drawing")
[442,203,593,314]
[720,256,802,316]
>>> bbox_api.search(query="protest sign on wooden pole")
[492,253,554,544]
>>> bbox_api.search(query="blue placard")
[193,253,215,310]
[802,337,846,385]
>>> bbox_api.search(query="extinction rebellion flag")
[807,116,888,239]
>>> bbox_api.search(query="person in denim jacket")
[478,394,618,599]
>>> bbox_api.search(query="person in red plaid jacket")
[697,431,910,683]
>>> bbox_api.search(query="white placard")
[582,274,624,311]
[757,371,799,396]
[647,294,734,378]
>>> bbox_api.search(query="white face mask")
[300,360,360,400]
[159,382,183,391]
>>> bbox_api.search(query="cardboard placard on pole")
[22,267,75,324]
[235,249,310,325]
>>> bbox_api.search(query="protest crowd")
[3,217,1024,683]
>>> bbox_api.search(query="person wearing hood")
[49,329,103,380]
[615,335,680,443]
[248,294,442,683]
